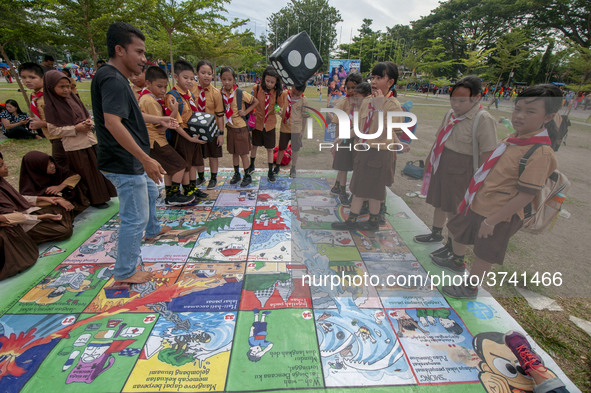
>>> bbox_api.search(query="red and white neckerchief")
[283,91,292,124]
[222,85,236,125]
[263,91,270,125]
[197,85,208,112]
[458,129,552,214]
[173,87,198,112]
[426,106,480,178]
[359,91,395,143]
[30,90,43,118]
[139,88,171,116]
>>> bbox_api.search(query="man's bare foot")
[118,270,154,284]
[145,225,172,241]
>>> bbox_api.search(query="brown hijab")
[19,151,76,196]
[0,178,30,214]
[43,69,89,127]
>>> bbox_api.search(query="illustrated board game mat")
[0,170,579,393]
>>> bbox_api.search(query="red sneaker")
[504,331,548,377]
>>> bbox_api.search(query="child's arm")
[239,96,259,117]
[478,191,536,238]
[176,126,205,144]
[45,174,82,196]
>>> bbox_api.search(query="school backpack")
[273,145,292,166]
[166,89,195,142]
[549,114,570,151]
[519,144,570,234]
[221,88,248,124]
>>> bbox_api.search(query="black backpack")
[549,114,570,151]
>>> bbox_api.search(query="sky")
[225,0,442,45]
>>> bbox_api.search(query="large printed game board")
[0,171,578,393]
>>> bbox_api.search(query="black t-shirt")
[91,64,149,175]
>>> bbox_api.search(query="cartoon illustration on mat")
[247,309,273,362]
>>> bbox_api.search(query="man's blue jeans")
[102,172,160,281]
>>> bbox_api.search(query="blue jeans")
[102,172,160,281]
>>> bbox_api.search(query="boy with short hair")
[275,84,308,178]
[130,66,146,102]
[139,66,194,205]
[165,60,208,199]
[18,62,69,168]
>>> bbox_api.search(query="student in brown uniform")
[165,60,208,199]
[332,62,409,231]
[219,66,258,187]
[43,70,116,209]
[19,150,90,213]
[438,85,562,299]
[415,76,497,262]
[0,152,73,280]
[130,66,146,102]
[139,65,194,205]
[328,72,364,205]
[246,66,285,182]
[275,84,308,178]
[191,60,225,189]
[19,62,69,166]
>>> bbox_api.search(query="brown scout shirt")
[471,129,557,221]
[222,88,254,129]
[139,92,169,149]
[253,86,286,131]
[440,103,498,156]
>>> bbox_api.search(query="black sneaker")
[378,203,387,226]
[165,192,195,206]
[192,189,209,199]
[430,245,452,258]
[331,220,356,230]
[268,170,276,183]
[414,232,444,243]
[207,179,217,189]
[338,192,351,207]
[289,168,297,178]
[195,178,205,186]
[240,174,252,187]
[442,284,478,299]
[431,253,466,273]
[245,164,255,175]
[273,165,280,175]
[357,220,379,231]
[330,183,341,195]
[229,173,241,184]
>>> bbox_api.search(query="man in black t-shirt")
[91,22,177,284]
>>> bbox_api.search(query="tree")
[0,0,46,109]
[490,30,530,94]
[457,35,494,75]
[266,0,342,66]
[530,0,591,49]
[150,0,228,78]
[45,0,153,69]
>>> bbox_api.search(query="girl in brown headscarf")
[19,150,90,213]
[0,152,73,280]
[43,70,116,209]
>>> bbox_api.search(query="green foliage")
[267,0,342,66]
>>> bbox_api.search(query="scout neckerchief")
[360,91,393,143]
[283,91,292,124]
[222,84,237,125]
[197,85,208,112]
[139,88,171,116]
[173,86,198,112]
[30,90,43,118]
[458,129,552,214]
[264,91,270,125]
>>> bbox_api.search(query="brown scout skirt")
[332,140,354,171]
[350,149,395,201]
[447,208,523,265]
[227,126,251,155]
[426,147,474,214]
[66,146,116,205]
